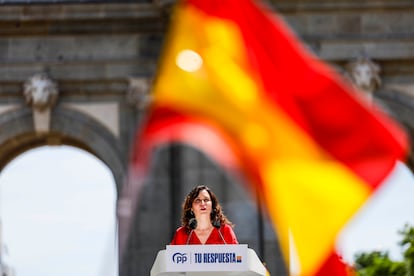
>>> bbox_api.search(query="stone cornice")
[269,0,414,12]
[0,3,162,21]
[0,3,167,35]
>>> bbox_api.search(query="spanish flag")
[131,0,408,275]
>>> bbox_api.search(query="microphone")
[186,218,197,245]
[213,220,226,244]
[189,218,197,229]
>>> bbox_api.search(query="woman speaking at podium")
[170,185,239,245]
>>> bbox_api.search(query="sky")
[339,160,414,263]
[0,146,117,276]
[0,146,413,276]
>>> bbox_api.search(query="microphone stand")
[186,230,194,245]
[213,220,227,245]
[186,218,197,245]
[217,228,226,244]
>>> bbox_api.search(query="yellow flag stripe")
[153,4,372,275]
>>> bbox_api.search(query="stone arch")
[0,105,126,195]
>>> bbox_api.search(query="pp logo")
[172,252,188,264]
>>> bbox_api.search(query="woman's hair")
[181,185,233,233]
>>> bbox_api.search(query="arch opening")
[0,145,118,276]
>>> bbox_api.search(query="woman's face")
[192,189,212,218]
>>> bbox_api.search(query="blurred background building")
[0,0,414,275]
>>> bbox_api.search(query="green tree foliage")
[353,224,414,276]
[354,251,406,276]
[399,224,414,276]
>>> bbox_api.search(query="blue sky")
[0,146,413,275]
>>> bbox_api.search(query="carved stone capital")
[344,58,381,101]
[126,77,152,110]
[23,73,59,112]
[23,73,59,133]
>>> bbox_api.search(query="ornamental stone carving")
[126,77,152,110]
[345,58,381,102]
[23,73,59,112]
[23,73,59,133]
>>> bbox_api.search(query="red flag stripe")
[186,0,407,188]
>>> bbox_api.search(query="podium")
[150,244,268,275]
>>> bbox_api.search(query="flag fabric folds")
[131,0,408,275]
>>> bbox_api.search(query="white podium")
[150,244,269,276]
